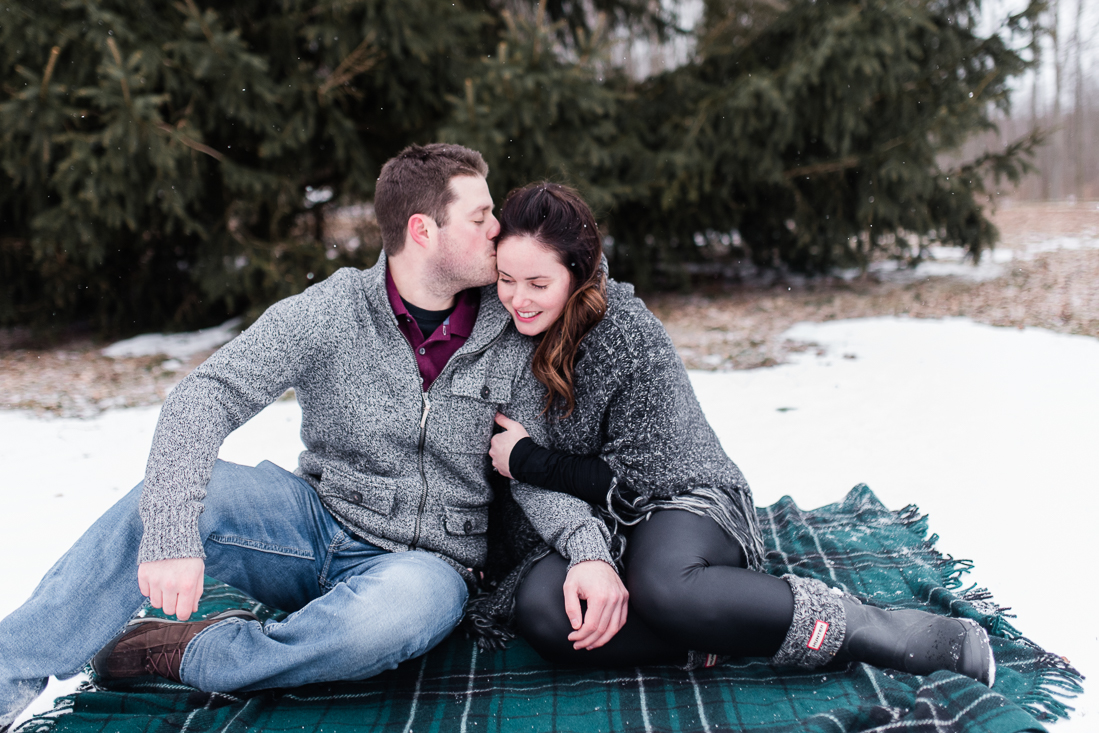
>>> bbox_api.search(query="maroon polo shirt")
[385,269,480,391]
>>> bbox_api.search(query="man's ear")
[407,213,436,251]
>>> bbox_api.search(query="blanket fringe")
[893,501,1084,724]
[11,690,76,733]
[1015,646,1086,723]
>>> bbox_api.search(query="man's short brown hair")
[374,143,489,256]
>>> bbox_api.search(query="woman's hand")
[489,412,530,478]
[563,560,629,650]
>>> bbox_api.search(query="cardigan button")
[481,385,491,398]
[463,519,473,534]
[349,491,363,504]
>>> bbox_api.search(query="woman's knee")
[625,510,747,617]
[515,555,577,662]
[625,561,689,624]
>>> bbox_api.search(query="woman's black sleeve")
[509,437,615,506]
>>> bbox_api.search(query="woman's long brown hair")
[496,183,607,417]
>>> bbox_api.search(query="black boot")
[769,575,995,687]
[836,597,995,686]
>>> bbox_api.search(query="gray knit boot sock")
[769,574,847,668]
[835,597,996,686]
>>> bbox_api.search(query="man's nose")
[486,213,501,240]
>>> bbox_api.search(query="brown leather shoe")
[91,609,258,683]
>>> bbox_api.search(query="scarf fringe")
[461,544,551,652]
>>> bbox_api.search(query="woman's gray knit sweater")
[466,279,765,645]
[540,279,764,564]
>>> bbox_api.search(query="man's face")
[431,175,500,291]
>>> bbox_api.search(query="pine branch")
[317,34,383,102]
[39,46,60,101]
[105,37,131,107]
[181,0,216,44]
[154,121,225,161]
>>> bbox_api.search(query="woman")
[477,182,994,685]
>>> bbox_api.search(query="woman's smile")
[495,234,572,336]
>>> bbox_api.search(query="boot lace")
[144,648,184,680]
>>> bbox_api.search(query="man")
[0,143,620,730]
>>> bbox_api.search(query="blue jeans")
[0,460,468,725]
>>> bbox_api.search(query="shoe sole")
[90,608,258,680]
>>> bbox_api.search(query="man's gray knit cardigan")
[468,279,765,644]
[137,255,613,582]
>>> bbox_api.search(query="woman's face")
[495,235,573,336]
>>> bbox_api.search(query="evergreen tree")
[619,0,1042,283]
[445,0,1041,287]
[2,0,1042,332]
[441,8,638,215]
[0,0,494,331]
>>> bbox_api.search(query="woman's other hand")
[563,560,629,650]
[490,412,529,478]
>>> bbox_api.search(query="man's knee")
[359,552,467,637]
[403,553,468,617]
[197,460,316,530]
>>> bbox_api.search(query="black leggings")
[515,509,795,667]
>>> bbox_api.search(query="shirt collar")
[385,267,480,339]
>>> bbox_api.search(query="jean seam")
[318,530,350,590]
[206,534,314,560]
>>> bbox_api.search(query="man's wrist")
[564,523,616,571]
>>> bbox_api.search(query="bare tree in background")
[1046,0,1062,200]
[1071,0,1085,200]
[974,0,1099,202]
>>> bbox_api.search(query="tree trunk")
[1071,0,1084,200]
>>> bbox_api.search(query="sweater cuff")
[509,437,539,481]
[136,505,206,564]
[564,522,616,571]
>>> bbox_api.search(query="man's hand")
[489,413,530,478]
[563,559,628,650]
[138,557,205,621]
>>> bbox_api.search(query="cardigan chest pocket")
[451,367,513,403]
[321,465,397,517]
[436,365,514,452]
[444,506,488,536]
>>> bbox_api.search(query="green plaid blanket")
[16,485,1082,733]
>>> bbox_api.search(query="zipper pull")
[420,393,432,429]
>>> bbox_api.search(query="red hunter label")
[807,620,830,650]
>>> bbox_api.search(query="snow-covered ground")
[2,316,1095,730]
[836,235,1099,283]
